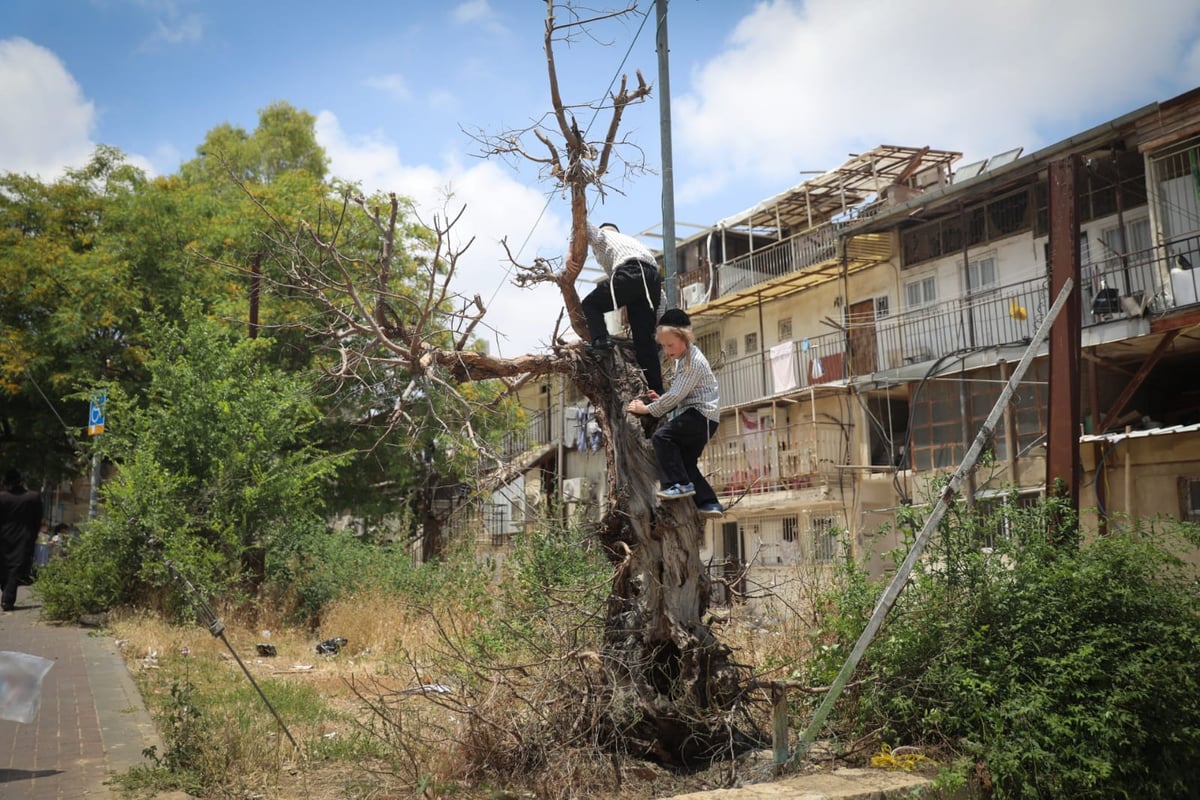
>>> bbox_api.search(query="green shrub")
[814,498,1200,798]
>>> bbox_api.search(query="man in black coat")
[0,470,43,611]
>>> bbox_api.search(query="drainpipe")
[1112,149,1131,294]
[757,289,767,397]
[961,203,976,348]
[959,356,975,507]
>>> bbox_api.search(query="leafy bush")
[814,498,1200,798]
[39,310,343,621]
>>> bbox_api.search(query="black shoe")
[585,337,614,353]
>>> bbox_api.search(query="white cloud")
[0,38,96,179]
[452,0,509,36]
[452,0,494,25]
[315,110,571,358]
[675,0,1200,204]
[144,12,204,46]
[365,73,412,102]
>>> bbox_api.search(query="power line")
[484,5,655,318]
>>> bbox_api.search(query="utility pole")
[656,0,678,308]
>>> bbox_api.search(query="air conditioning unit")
[562,477,593,503]
[681,283,708,309]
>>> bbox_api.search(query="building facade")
[481,87,1200,610]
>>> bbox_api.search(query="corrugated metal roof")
[1079,422,1200,444]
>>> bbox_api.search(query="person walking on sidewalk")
[0,469,44,610]
[625,309,724,518]
[581,221,664,394]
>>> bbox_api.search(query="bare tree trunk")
[575,348,752,764]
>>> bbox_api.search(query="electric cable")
[483,5,655,318]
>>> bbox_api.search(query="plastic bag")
[0,651,55,724]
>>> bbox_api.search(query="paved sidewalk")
[0,585,161,799]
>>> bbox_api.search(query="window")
[782,516,798,543]
[967,256,998,293]
[696,331,720,360]
[811,516,839,563]
[904,186,1038,267]
[725,337,738,357]
[874,295,890,319]
[745,332,759,353]
[1181,478,1200,523]
[777,317,793,342]
[1100,218,1152,267]
[975,491,1042,549]
[905,276,937,309]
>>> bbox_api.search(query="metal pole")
[88,449,100,520]
[788,278,1075,765]
[656,0,678,308]
[1046,156,1082,532]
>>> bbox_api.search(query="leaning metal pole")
[166,561,300,752]
[788,278,1075,766]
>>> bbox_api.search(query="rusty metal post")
[771,684,788,766]
[1087,354,1106,535]
[1046,156,1081,541]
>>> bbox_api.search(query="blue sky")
[4,0,1200,356]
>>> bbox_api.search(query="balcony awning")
[717,145,962,234]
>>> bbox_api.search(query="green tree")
[38,308,343,619]
[0,147,157,480]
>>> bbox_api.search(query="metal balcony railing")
[871,233,1200,372]
[699,422,846,496]
[871,277,1047,371]
[498,407,552,460]
[714,329,849,408]
[1081,230,1200,320]
[718,224,840,296]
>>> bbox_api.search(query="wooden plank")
[1097,329,1182,433]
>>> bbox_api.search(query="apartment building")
[475,87,1200,603]
[678,88,1200,606]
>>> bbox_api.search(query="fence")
[498,407,552,460]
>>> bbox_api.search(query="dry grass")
[105,575,828,800]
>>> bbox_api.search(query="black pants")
[652,409,719,507]
[0,532,28,609]
[582,261,663,394]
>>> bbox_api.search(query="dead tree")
[257,0,754,766]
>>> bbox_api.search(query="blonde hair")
[656,325,695,369]
[656,325,694,346]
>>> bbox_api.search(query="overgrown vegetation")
[107,508,694,800]
[810,495,1200,798]
[37,310,343,621]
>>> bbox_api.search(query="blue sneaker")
[697,502,725,519]
[656,482,696,500]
